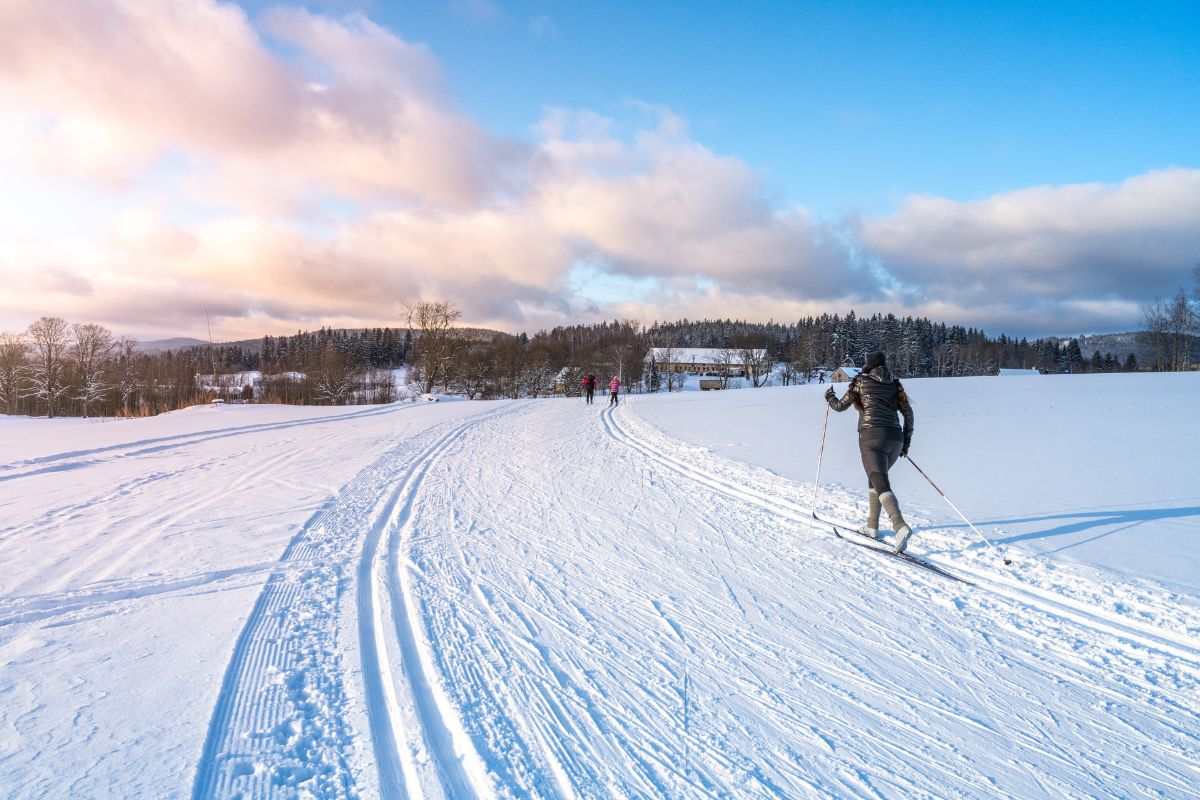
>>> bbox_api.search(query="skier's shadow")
[931,505,1200,554]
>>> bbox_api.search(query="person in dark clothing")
[824,351,916,553]
[582,374,597,404]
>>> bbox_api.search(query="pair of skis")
[817,515,973,586]
[811,406,973,586]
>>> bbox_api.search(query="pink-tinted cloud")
[1,1,1193,342]
[0,0,512,205]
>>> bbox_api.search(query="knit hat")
[864,351,887,372]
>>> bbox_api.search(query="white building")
[643,347,768,377]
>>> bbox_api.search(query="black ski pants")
[859,426,903,494]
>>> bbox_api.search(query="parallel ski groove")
[358,406,523,800]
[605,402,1200,673]
[191,404,515,800]
[1,401,413,484]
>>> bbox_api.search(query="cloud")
[1,1,1195,341]
[0,0,515,206]
[860,168,1200,305]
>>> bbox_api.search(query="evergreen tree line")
[8,296,1192,416]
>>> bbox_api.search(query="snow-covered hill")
[1,374,1198,798]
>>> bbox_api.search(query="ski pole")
[809,402,830,533]
[905,455,1012,565]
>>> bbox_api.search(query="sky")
[1,0,1198,341]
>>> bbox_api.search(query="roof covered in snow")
[644,347,766,363]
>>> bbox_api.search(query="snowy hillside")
[2,374,1198,798]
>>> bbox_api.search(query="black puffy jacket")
[827,367,914,448]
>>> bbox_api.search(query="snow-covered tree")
[26,316,72,418]
[73,322,115,417]
[0,331,29,414]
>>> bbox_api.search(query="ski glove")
[824,387,836,402]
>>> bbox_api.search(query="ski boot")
[879,491,913,553]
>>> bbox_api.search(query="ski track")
[14,395,1199,798]
[191,403,521,800]
[0,401,412,484]
[369,398,1198,798]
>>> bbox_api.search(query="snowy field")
[1,373,1198,798]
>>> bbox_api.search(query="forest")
[1,306,1157,418]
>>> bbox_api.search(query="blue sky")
[366,0,1200,215]
[1,0,1198,340]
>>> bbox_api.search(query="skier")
[824,351,916,552]
[581,374,597,404]
[817,371,825,384]
[607,375,621,407]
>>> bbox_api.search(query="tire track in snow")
[190,403,515,800]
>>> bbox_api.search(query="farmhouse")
[831,366,861,382]
[643,347,768,377]
[997,368,1041,377]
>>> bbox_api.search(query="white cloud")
[861,168,1200,304]
[1,0,1195,341]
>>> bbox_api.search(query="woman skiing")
[825,351,916,553]
[607,375,621,406]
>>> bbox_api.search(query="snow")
[2,373,1199,798]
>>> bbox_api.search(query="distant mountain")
[137,337,209,354]
[1052,331,1198,366]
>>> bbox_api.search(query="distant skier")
[581,374,597,404]
[607,375,621,407]
[817,371,825,384]
[825,352,916,552]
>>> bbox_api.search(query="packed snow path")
[3,390,1199,798]
[198,399,1199,798]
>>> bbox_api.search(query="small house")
[831,366,861,383]
[997,368,1041,377]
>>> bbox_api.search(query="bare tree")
[713,349,738,389]
[1142,291,1194,371]
[113,337,141,416]
[0,331,29,414]
[26,316,72,418]
[310,346,360,404]
[738,344,772,387]
[73,322,115,417]
[777,358,799,386]
[650,338,684,392]
[407,301,464,394]
[523,351,555,397]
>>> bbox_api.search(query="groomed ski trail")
[325,397,1197,798]
[607,400,1200,673]
[192,404,522,800]
[184,395,1200,799]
